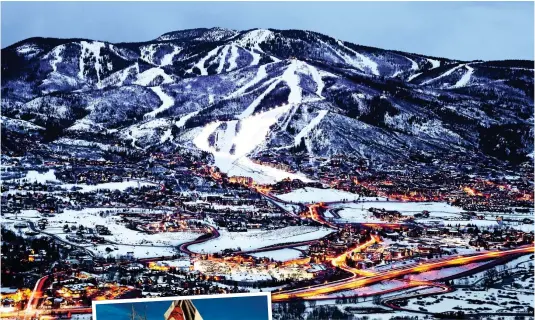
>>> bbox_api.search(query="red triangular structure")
[164,300,203,320]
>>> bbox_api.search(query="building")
[164,300,203,320]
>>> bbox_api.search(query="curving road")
[271,246,534,301]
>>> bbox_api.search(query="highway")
[6,182,533,318]
[271,245,534,301]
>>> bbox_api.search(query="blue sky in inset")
[94,296,269,320]
[1,1,533,61]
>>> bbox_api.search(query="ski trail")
[407,72,422,82]
[405,56,419,71]
[227,45,239,72]
[421,64,465,85]
[452,64,474,88]
[336,40,379,76]
[188,47,220,76]
[217,45,230,74]
[307,64,325,98]
[238,78,280,119]
[161,46,181,66]
[144,87,175,119]
[175,110,200,128]
[228,64,268,98]
[294,110,328,145]
[427,58,441,69]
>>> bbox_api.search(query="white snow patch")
[336,40,379,76]
[134,67,173,86]
[294,110,328,145]
[216,45,230,74]
[422,64,465,85]
[188,47,220,76]
[175,111,200,128]
[278,187,370,204]
[228,64,268,98]
[407,72,422,82]
[427,58,441,69]
[144,86,175,119]
[306,64,325,98]
[227,45,239,72]
[78,41,106,83]
[452,64,474,88]
[189,226,331,253]
[160,46,181,66]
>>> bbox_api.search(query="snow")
[78,41,106,83]
[227,45,239,72]
[9,207,198,258]
[238,78,280,119]
[336,40,379,76]
[234,29,274,65]
[134,67,174,86]
[250,248,303,261]
[194,104,312,184]
[282,60,303,105]
[407,72,422,82]
[404,279,534,314]
[160,46,181,66]
[427,58,441,69]
[452,64,474,88]
[238,60,302,119]
[405,56,419,71]
[328,201,466,224]
[1,116,44,131]
[140,44,160,65]
[17,44,42,57]
[316,280,408,299]
[101,63,138,88]
[91,244,179,259]
[216,45,230,74]
[189,47,220,76]
[18,170,59,183]
[228,64,268,98]
[422,64,465,85]
[306,64,325,98]
[175,111,200,128]
[294,110,328,145]
[188,226,332,253]
[144,86,175,119]
[404,261,490,281]
[277,187,373,204]
[160,128,173,143]
[62,180,156,193]
[48,46,64,73]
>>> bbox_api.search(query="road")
[271,246,534,301]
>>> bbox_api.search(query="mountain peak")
[155,27,238,42]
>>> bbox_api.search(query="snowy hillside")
[2,27,533,181]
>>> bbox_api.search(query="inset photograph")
[93,292,271,320]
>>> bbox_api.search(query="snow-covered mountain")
[2,27,533,182]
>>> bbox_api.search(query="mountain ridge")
[2,27,533,183]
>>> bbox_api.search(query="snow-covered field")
[277,187,382,203]
[405,285,533,314]
[251,248,303,261]
[62,180,156,193]
[402,254,534,314]
[404,261,490,282]
[90,244,179,258]
[9,169,59,183]
[4,208,200,258]
[327,201,463,223]
[188,226,332,253]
